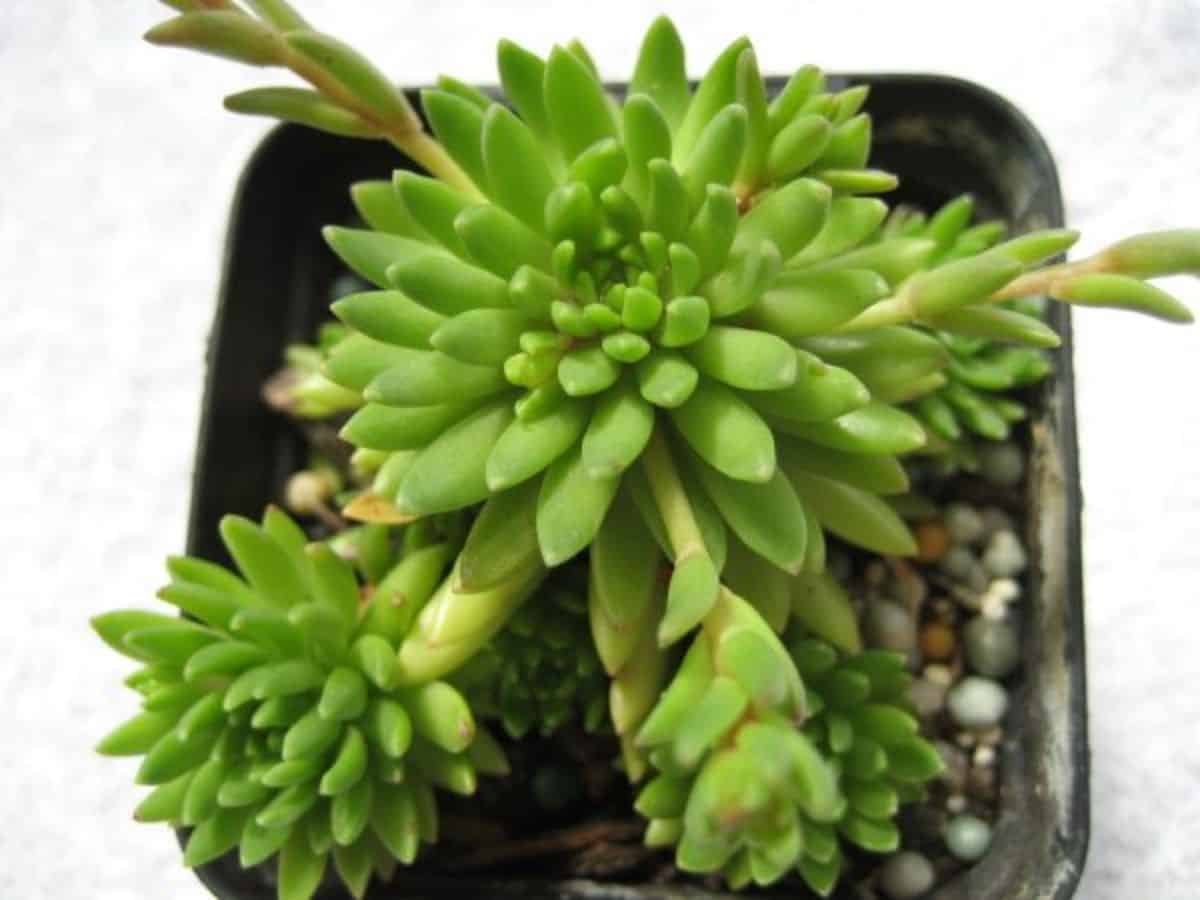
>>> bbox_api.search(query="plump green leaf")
[669,379,775,483]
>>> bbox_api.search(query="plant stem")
[386,130,485,199]
[278,35,485,199]
[640,430,707,562]
[987,255,1107,302]
[833,253,1110,333]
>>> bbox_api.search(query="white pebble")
[924,663,954,686]
[982,530,1027,578]
[948,677,1009,730]
[878,852,936,900]
[946,793,968,814]
[944,502,986,545]
[980,593,1009,620]
[974,745,997,768]
[945,815,993,862]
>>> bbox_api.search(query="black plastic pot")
[185,74,1088,899]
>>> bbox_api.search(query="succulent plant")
[92,508,508,900]
[787,636,942,894]
[631,608,941,895]
[263,322,362,421]
[877,198,1055,461]
[451,568,610,739]
[96,2,1200,896]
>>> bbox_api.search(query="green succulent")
[878,198,1055,461]
[787,637,942,894]
[104,2,1200,896]
[264,321,362,420]
[451,572,610,739]
[631,602,941,895]
[92,508,508,900]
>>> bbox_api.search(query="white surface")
[2,2,1198,898]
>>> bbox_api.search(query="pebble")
[982,530,1027,578]
[973,745,997,768]
[864,600,917,654]
[938,545,977,580]
[945,815,993,862]
[945,794,967,815]
[890,566,929,612]
[909,678,948,720]
[977,441,1025,487]
[964,616,1020,678]
[924,663,954,687]
[944,503,986,545]
[979,506,1015,540]
[914,520,951,562]
[878,851,936,899]
[919,622,957,661]
[947,677,1009,730]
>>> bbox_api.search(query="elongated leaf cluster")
[871,199,1055,459]
[92,508,508,900]
[451,570,609,739]
[633,611,942,895]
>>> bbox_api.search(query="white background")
[1,2,1197,898]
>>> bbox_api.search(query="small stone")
[979,506,1015,540]
[890,565,928,612]
[982,530,1027,578]
[920,622,957,661]
[924,663,954,687]
[938,545,977,580]
[945,815,992,863]
[947,677,1009,730]
[944,503,986,545]
[945,793,968,814]
[973,745,996,768]
[914,520,951,562]
[955,731,977,749]
[964,616,1020,678]
[909,678,948,719]
[878,851,936,900]
[977,441,1024,487]
[864,600,917,654]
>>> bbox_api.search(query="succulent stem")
[640,429,706,562]
[986,255,1107,303]
[272,37,483,198]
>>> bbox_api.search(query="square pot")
[184,74,1088,900]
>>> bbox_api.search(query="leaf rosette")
[93,508,507,900]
